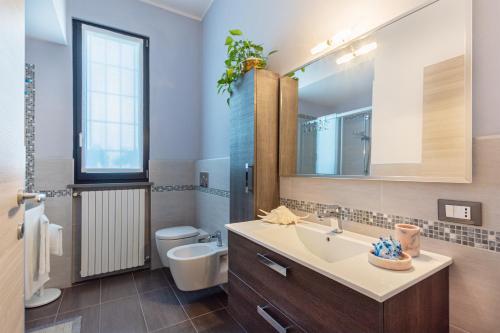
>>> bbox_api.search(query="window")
[73,20,149,183]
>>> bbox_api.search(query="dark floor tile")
[217,290,228,307]
[25,316,55,331]
[25,292,62,321]
[56,305,99,333]
[192,309,244,333]
[101,272,137,302]
[172,286,224,318]
[155,320,197,333]
[133,269,169,293]
[139,287,188,331]
[100,295,147,333]
[162,268,175,286]
[59,280,100,313]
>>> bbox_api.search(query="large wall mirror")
[280,0,472,183]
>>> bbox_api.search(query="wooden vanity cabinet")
[227,231,449,333]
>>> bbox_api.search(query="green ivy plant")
[217,29,277,106]
[286,66,306,80]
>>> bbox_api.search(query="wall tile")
[194,158,230,245]
[150,160,195,185]
[285,176,383,212]
[195,191,229,243]
[34,158,73,190]
[150,191,196,269]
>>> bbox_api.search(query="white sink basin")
[254,222,370,263]
[295,223,371,262]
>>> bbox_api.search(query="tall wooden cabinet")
[230,69,279,222]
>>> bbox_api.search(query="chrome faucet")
[316,206,343,234]
[211,230,223,247]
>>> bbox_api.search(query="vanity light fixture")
[310,29,354,55]
[310,40,333,55]
[336,42,377,65]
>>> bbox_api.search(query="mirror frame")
[280,0,472,183]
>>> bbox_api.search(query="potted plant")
[217,29,277,106]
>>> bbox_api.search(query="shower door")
[340,112,371,176]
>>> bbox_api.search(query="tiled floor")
[25,269,243,333]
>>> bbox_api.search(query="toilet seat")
[155,226,201,267]
[155,226,199,240]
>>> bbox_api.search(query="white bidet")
[167,241,228,291]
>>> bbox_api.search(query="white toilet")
[155,226,228,291]
[155,226,202,267]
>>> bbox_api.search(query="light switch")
[445,205,454,218]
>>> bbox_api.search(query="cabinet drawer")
[229,231,383,333]
[227,272,303,333]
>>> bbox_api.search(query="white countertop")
[226,220,452,302]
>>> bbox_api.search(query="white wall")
[26,0,202,160]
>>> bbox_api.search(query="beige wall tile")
[34,158,73,189]
[149,159,195,185]
[195,191,229,243]
[286,176,383,212]
[150,191,196,269]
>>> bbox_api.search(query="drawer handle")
[257,253,288,277]
[257,305,290,333]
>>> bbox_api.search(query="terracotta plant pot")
[243,57,265,73]
[368,251,413,271]
[395,223,421,257]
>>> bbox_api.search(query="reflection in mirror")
[297,55,374,176]
[282,0,472,182]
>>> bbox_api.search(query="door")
[0,0,26,331]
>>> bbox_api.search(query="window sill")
[67,182,154,190]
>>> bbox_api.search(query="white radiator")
[80,189,146,277]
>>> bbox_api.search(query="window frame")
[73,19,150,184]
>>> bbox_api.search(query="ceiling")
[139,0,213,21]
[26,0,67,45]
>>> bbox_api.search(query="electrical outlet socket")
[438,199,481,225]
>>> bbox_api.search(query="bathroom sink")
[253,222,370,263]
[295,223,371,262]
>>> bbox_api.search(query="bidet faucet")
[211,230,223,247]
[316,206,343,234]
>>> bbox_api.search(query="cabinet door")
[230,70,255,222]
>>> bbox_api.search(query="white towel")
[39,214,50,275]
[24,204,50,301]
[48,223,63,256]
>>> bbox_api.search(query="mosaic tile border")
[152,184,230,198]
[38,189,73,198]
[195,186,230,198]
[37,184,220,197]
[25,64,35,192]
[280,197,500,254]
[152,184,196,192]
